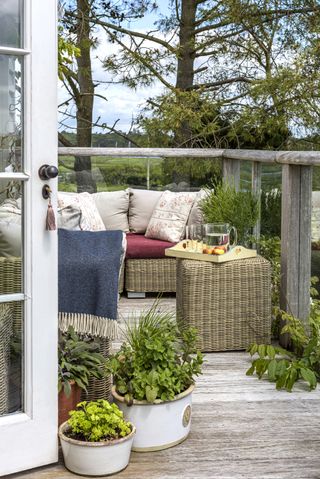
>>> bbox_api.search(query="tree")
[58,0,155,192]
[95,0,320,148]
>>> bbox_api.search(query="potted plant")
[200,182,259,245]
[59,399,136,476]
[107,302,203,451]
[58,326,105,425]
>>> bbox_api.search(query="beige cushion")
[145,191,195,243]
[129,188,162,234]
[0,199,21,223]
[93,190,130,232]
[187,190,208,226]
[58,192,105,231]
[57,205,82,230]
[0,199,22,257]
[0,221,21,257]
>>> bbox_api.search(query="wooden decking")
[13,297,320,479]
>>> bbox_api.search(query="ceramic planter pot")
[112,384,194,452]
[58,381,82,426]
[59,422,136,476]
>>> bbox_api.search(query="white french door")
[0,0,58,475]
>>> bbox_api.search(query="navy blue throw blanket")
[58,229,123,339]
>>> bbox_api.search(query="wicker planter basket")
[125,258,176,293]
[176,256,271,352]
[81,337,112,402]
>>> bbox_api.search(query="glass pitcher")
[204,223,237,250]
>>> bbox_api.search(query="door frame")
[0,0,58,475]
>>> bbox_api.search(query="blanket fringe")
[59,312,119,340]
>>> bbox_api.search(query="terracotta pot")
[58,381,82,426]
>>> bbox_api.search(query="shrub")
[246,301,320,392]
[261,189,281,237]
[200,183,259,244]
[58,326,105,397]
[67,400,132,442]
[106,302,203,404]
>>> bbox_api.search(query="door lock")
[38,164,59,180]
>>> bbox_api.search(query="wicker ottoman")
[176,256,271,352]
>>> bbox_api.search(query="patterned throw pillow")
[145,190,195,243]
[187,189,208,226]
[58,192,105,231]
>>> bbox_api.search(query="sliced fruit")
[213,248,225,255]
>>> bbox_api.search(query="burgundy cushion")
[126,233,175,259]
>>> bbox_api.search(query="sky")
[58,1,171,134]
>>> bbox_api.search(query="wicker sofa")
[0,188,204,297]
[91,188,204,296]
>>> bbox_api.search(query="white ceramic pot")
[59,422,136,476]
[112,384,194,452]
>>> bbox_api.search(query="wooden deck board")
[12,297,320,479]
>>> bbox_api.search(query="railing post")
[280,164,312,347]
[252,161,262,241]
[222,158,240,191]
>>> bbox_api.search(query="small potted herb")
[107,302,203,451]
[58,327,105,425]
[59,399,136,476]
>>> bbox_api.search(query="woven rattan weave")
[0,304,13,415]
[125,258,176,292]
[81,337,112,402]
[176,257,271,352]
[0,256,112,403]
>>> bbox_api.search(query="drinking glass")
[189,224,204,253]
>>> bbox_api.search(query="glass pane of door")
[0,55,23,172]
[0,0,22,48]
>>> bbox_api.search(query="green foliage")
[58,27,80,81]
[106,302,203,403]
[257,235,281,308]
[58,327,105,397]
[138,90,233,149]
[246,301,320,392]
[200,183,259,244]
[67,399,132,442]
[161,157,222,189]
[261,190,281,237]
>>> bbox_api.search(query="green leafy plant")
[106,302,203,404]
[261,189,281,237]
[66,399,132,442]
[256,235,318,337]
[58,326,105,397]
[246,301,320,392]
[200,182,259,244]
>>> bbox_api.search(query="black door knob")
[38,164,59,180]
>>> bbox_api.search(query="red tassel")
[46,199,56,231]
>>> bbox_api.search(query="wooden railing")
[58,146,320,346]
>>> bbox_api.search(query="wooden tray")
[165,242,257,263]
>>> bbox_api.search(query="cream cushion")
[128,188,162,234]
[187,190,207,226]
[57,205,82,230]
[0,199,22,257]
[93,190,130,232]
[0,199,21,223]
[145,191,195,243]
[58,192,105,231]
[0,221,21,257]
